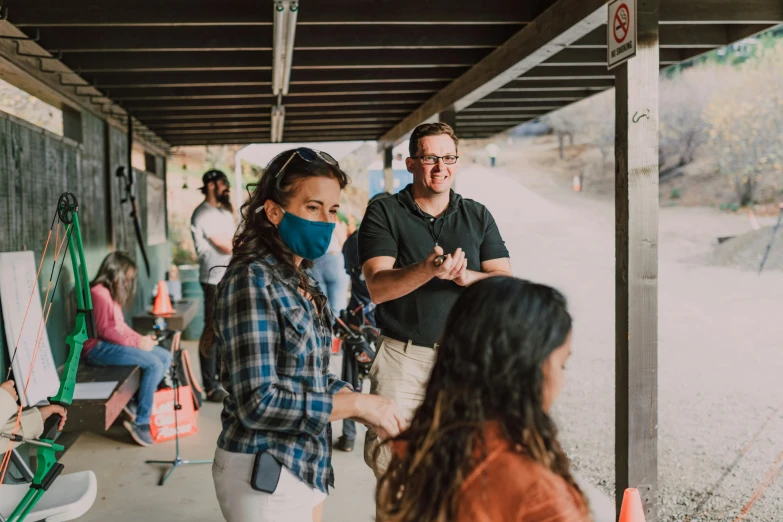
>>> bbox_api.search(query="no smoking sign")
[607,0,636,69]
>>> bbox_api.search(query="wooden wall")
[0,110,168,377]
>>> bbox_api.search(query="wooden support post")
[383,146,394,194]
[614,1,659,520]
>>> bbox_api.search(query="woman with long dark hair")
[82,251,173,446]
[211,148,405,522]
[377,277,590,522]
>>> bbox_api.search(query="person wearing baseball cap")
[190,169,235,402]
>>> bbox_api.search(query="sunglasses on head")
[275,148,338,185]
[248,147,340,205]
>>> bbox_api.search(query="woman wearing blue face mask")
[211,148,406,522]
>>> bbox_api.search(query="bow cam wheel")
[57,192,79,224]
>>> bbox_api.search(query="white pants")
[212,447,327,522]
[363,336,437,478]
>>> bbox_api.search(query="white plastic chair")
[0,470,97,522]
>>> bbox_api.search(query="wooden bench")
[65,365,141,434]
[6,365,141,463]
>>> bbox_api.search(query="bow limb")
[116,166,151,277]
[129,195,151,278]
[4,194,94,522]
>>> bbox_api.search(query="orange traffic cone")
[152,281,174,316]
[618,488,647,522]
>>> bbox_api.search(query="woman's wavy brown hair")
[90,251,137,307]
[229,149,348,310]
[376,277,588,522]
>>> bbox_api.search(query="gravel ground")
[456,145,783,522]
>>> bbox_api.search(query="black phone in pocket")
[251,452,282,493]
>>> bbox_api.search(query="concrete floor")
[55,342,373,522]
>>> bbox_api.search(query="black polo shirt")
[358,184,509,345]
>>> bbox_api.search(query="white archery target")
[0,251,61,407]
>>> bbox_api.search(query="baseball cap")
[199,169,229,190]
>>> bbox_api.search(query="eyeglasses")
[411,154,459,165]
[276,148,339,185]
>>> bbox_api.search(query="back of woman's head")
[91,251,137,307]
[432,277,571,417]
[377,277,582,522]
[231,149,348,273]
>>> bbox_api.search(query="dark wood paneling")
[0,111,110,366]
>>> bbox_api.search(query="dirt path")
[457,149,783,521]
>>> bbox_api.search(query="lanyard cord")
[414,201,447,248]
[429,218,445,248]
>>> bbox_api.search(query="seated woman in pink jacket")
[82,252,172,446]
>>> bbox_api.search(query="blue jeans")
[310,253,350,313]
[86,341,173,425]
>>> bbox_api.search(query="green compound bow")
[1,192,95,522]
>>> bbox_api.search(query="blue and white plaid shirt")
[214,254,350,493]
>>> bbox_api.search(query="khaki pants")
[363,336,437,479]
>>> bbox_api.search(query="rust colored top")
[391,423,590,522]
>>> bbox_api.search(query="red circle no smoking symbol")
[613,4,630,44]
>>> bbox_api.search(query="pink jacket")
[82,284,144,356]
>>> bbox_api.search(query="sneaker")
[334,435,355,452]
[123,420,153,446]
[206,387,229,403]
[123,400,137,422]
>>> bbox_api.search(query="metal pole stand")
[145,343,212,486]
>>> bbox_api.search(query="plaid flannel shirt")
[214,254,351,493]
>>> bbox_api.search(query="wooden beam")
[517,66,615,79]
[461,104,560,113]
[151,120,270,130]
[121,95,431,112]
[135,107,415,121]
[572,23,775,48]
[107,83,446,102]
[7,0,542,26]
[455,119,523,126]
[60,49,491,73]
[150,116,401,129]
[168,130,383,146]
[615,1,659,521]
[378,0,608,146]
[472,96,574,107]
[541,47,688,66]
[170,138,380,146]
[458,113,545,121]
[32,25,520,53]
[500,78,615,90]
[159,122,389,136]
[83,67,467,88]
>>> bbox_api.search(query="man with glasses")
[358,123,512,477]
[190,169,236,402]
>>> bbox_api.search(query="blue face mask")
[277,209,335,261]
